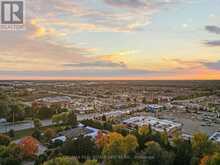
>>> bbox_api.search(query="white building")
[123,116,182,136]
[209,132,220,143]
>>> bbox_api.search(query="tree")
[61,136,99,162]
[0,94,11,119]
[173,135,193,165]
[43,157,80,165]
[33,118,42,130]
[0,143,23,165]
[142,97,147,104]
[144,141,174,165]
[204,153,220,165]
[84,160,99,165]
[32,129,42,140]
[7,103,25,122]
[52,112,68,125]
[102,133,138,165]
[0,100,10,119]
[113,124,129,136]
[44,128,56,141]
[160,129,169,148]
[66,111,77,127]
[8,129,15,138]
[34,107,56,119]
[192,132,215,158]
[0,134,11,146]
[102,115,107,121]
[96,132,109,149]
[135,125,152,150]
[19,136,39,158]
[200,155,210,165]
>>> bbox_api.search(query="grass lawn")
[13,124,70,140]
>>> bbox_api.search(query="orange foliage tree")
[19,136,39,158]
[96,131,109,149]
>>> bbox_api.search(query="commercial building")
[209,132,220,143]
[123,116,182,137]
[146,104,164,112]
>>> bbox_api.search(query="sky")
[0,0,220,80]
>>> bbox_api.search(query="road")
[0,119,53,133]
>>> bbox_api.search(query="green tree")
[144,141,174,165]
[0,100,10,119]
[8,129,15,138]
[33,118,42,130]
[0,143,23,165]
[43,157,80,165]
[52,112,68,125]
[66,111,77,127]
[61,136,99,162]
[173,136,192,165]
[7,103,25,122]
[192,132,215,158]
[84,160,99,165]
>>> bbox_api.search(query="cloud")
[0,20,96,71]
[104,0,148,9]
[202,60,220,70]
[204,25,220,47]
[25,0,190,33]
[63,61,127,68]
[205,25,220,34]
[204,40,220,47]
[0,69,157,78]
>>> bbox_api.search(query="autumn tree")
[44,128,56,142]
[102,132,138,165]
[135,125,152,150]
[201,152,220,165]
[192,132,215,158]
[0,134,11,146]
[96,132,109,149]
[19,136,39,158]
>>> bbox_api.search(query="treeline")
[0,93,70,122]
[36,126,220,165]
[0,121,220,165]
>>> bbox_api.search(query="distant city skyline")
[0,0,220,80]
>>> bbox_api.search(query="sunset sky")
[0,0,220,80]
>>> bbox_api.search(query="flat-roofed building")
[209,132,220,143]
[123,116,182,137]
[146,104,164,112]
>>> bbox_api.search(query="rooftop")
[209,132,220,143]
[36,96,72,103]
[123,116,182,132]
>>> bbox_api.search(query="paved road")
[0,119,53,133]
